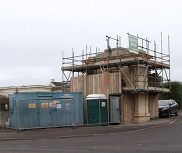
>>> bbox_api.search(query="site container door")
[87,99,100,124]
[51,99,61,127]
[19,99,39,129]
[38,97,52,127]
[99,99,108,125]
[61,98,75,126]
[110,96,120,123]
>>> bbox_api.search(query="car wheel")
[175,110,179,116]
[167,111,171,118]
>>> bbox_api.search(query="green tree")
[159,81,182,108]
[0,95,9,111]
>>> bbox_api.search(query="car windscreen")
[158,100,170,106]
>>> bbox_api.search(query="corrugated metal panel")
[9,92,83,130]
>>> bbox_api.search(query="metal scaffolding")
[61,33,170,93]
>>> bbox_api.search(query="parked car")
[158,99,179,118]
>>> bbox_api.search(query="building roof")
[86,94,108,100]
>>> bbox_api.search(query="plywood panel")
[148,94,158,118]
[70,72,157,124]
[122,93,135,124]
[71,72,126,97]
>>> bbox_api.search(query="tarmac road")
[0,115,179,141]
[0,114,182,153]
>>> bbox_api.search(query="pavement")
[0,114,181,141]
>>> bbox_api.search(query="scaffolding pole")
[61,34,170,93]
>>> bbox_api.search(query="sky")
[0,0,181,87]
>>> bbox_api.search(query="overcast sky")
[0,0,181,87]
